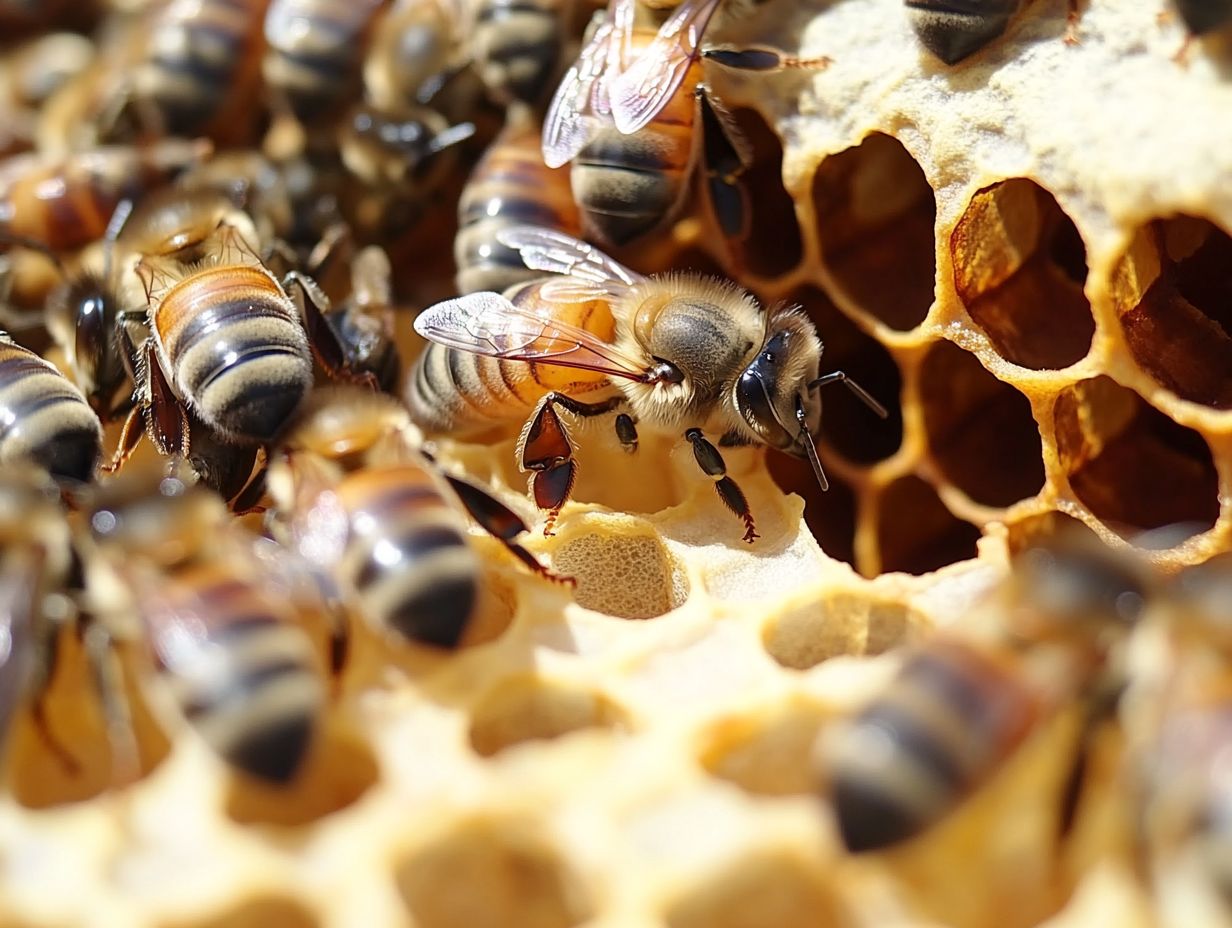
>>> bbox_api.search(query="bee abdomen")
[338,470,480,649]
[166,581,323,784]
[573,128,690,246]
[824,640,1038,852]
[406,342,528,435]
[905,0,1023,64]
[473,0,561,105]
[0,348,102,482]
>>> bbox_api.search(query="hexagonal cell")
[762,593,927,669]
[161,898,319,928]
[1109,215,1232,407]
[919,340,1045,507]
[767,454,856,566]
[552,530,688,619]
[396,818,593,928]
[876,476,981,575]
[790,286,904,465]
[811,132,936,330]
[468,676,630,757]
[729,108,803,279]
[951,179,1092,370]
[664,852,846,928]
[698,698,830,796]
[225,717,380,827]
[1053,377,1219,540]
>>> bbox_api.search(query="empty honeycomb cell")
[396,818,593,928]
[729,108,803,279]
[876,476,981,576]
[767,454,856,566]
[225,718,379,827]
[762,593,926,669]
[551,528,688,619]
[161,898,318,928]
[697,698,830,795]
[920,340,1046,507]
[789,286,904,464]
[1053,377,1220,540]
[467,676,630,758]
[811,132,936,330]
[951,179,1093,370]
[1109,215,1232,408]
[1004,510,1098,557]
[663,851,846,928]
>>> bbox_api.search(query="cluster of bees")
[817,526,1232,915]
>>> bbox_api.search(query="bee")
[455,105,582,295]
[123,0,271,146]
[85,471,325,784]
[316,238,402,392]
[410,226,887,540]
[1173,0,1232,36]
[363,0,475,114]
[542,0,823,247]
[267,388,569,650]
[0,140,210,254]
[818,532,1147,854]
[338,103,476,191]
[0,32,96,157]
[469,0,569,107]
[905,0,1081,65]
[105,191,348,482]
[0,332,103,483]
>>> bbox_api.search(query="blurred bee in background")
[905,0,1082,65]
[455,104,582,294]
[267,388,569,650]
[0,332,103,483]
[817,530,1148,854]
[0,32,96,157]
[84,470,326,784]
[411,226,886,540]
[468,0,572,108]
[0,0,101,40]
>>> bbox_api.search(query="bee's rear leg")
[519,393,625,536]
[703,46,832,72]
[442,472,575,586]
[685,428,759,543]
[28,626,81,777]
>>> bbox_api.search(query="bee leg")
[685,428,759,543]
[702,46,832,72]
[28,607,81,776]
[104,407,146,474]
[519,393,625,536]
[284,270,379,391]
[141,339,191,458]
[615,414,639,453]
[79,617,141,786]
[1065,0,1082,45]
[698,85,752,263]
[441,472,576,587]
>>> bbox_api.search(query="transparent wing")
[610,0,723,135]
[414,292,647,380]
[542,12,619,168]
[495,225,642,296]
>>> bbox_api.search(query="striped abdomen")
[405,284,617,435]
[472,0,563,106]
[152,264,312,444]
[0,340,101,482]
[140,0,270,144]
[572,37,700,246]
[334,465,478,648]
[455,114,580,294]
[150,562,323,783]
[824,638,1040,852]
[262,0,388,123]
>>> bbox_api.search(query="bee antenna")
[794,399,829,492]
[101,199,134,282]
[808,370,889,419]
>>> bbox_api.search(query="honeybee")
[267,388,568,649]
[316,239,402,392]
[363,0,476,113]
[469,0,570,107]
[1173,0,1232,36]
[0,140,210,254]
[542,0,822,246]
[905,0,1081,64]
[0,332,103,483]
[817,532,1147,853]
[0,32,95,157]
[85,471,326,784]
[410,226,887,540]
[455,105,582,294]
[106,191,348,482]
[122,0,271,146]
[338,103,476,190]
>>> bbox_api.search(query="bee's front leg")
[684,428,758,543]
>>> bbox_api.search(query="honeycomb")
[3,1,1232,927]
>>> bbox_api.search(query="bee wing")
[495,226,643,297]
[414,292,648,381]
[609,0,723,135]
[542,6,626,168]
